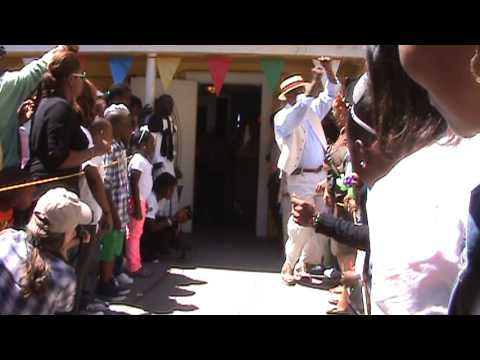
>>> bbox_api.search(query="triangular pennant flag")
[156,57,181,90]
[261,59,285,93]
[109,57,133,84]
[207,56,232,96]
[22,58,36,66]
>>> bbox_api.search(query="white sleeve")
[130,156,146,174]
[274,95,314,139]
[310,79,341,122]
[82,155,102,172]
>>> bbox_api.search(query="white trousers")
[281,195,291,245]
[285,171,330,267]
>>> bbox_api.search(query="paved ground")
[109,232,333,315]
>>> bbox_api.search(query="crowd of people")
[0,45,192,314]
[269,46,480,315]
[2,44,480,315]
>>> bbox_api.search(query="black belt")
[291,165,323,176]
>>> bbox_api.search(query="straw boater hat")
[278,74,308,101]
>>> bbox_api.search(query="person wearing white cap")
[274,58,340,285]
[0,187,93,315]
[97,104,133,301]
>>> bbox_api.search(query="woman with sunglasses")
[27,50,110,196]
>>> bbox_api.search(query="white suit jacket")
[274,81,340,176]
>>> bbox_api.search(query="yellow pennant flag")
[156,57,181,90]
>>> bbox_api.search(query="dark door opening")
[194,84,262,234]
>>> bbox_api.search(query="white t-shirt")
[79,127,104,224]
[366,135,480,315]
[145,192,169,220]
[128,153,153,201]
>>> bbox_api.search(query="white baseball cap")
[31,188,93,234]
[104,104,130,119]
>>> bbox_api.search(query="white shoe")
[116,273,134,285]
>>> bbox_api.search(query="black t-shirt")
[28,97,88,180]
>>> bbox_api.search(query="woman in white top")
[398,46,480,314]
[346,45,477,314]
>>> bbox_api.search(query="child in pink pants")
[126,128,155,277]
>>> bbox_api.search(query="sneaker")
[82,301,110,315]
[113,279,131,296]
[305,264,326,277]
[116,272,134,285]
[96,281,127,302]
[128,267,152,278]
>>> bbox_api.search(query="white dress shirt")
[275,80,340,169]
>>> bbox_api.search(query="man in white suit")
[274,58,340,285]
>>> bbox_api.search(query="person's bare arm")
[84,165,112,233]
[59,148,98,170]
[105,189,121,231]
[399,45,480,137]
[130,170,142,220]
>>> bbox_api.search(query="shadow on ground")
[109,231,283,315]
[110,262,207,315]
[173,232,284,274]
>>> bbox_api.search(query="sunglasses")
[72,72,87,80]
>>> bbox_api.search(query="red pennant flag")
[207,56,232,96]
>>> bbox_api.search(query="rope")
[0,156,129,194]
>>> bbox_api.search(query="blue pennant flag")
[109,57,133,83]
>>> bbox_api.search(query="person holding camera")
[141,173,191,262]
[0,188,93,315]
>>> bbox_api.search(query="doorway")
[194,84,262,234]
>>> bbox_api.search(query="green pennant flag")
[261,59,285,93]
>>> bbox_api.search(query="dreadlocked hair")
[366,45,447,156]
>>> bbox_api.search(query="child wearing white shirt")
[126,128,155,277]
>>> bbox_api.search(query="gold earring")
[470,45,480,84]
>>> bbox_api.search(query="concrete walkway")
[113,232,333,315]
